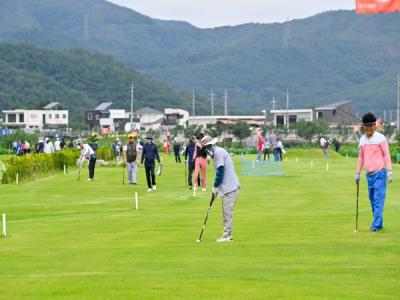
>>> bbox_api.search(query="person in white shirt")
[43,138,54,154]
[77,140,96,181]
[54,138,61,152]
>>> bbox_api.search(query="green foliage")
[295,119,329,141]
[231,122,252,141]
[96,147,114,161]
[0,2,398,115]
[0,132,38,150]
[1,149,80,183]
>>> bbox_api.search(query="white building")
[164,108,189,127]
[270,109,313,127]
[134,107,165,131]
[2,102,68,130]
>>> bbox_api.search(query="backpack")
[126,143,137,162]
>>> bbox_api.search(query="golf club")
[354,182,359,232]
[196,193,217,243]
[184,160,187,187]
[78,165,81,182]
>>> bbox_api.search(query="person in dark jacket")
[141,135,161,192]
[173,137,181,163]
[184,137,196,189]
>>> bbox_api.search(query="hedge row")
[1,149,80,184]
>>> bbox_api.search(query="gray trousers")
[221,189,239,236]
[127,162,138,184]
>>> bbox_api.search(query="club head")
[196,239,201,243]
[353,229,358,233]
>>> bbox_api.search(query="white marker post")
[326,162,329,171]
[193,189,196,198]
[346,153,349,159]
[311,160,314,167]
[16,173,19,185]
[2,214,6,237]
[252,161,255,169]
[63,165,67,175]
[135,192,138,210]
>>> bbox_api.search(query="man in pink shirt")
[355,112,393,232]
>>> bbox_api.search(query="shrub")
[1,149,80,184]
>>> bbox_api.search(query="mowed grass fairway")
[1,149,399,299]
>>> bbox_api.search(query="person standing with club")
[123,133,138,185]
[141,135,160,192]
[355,112,392,232]
[77,140,97,181]
[201,135,240,242]
[184,137,196,189]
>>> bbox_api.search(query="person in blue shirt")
[184,137,196,189]
[141,135,161,192]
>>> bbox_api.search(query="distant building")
[314,101,359,125]
[2,102,68,130]
[134,107,165,131]
[85,102,113,130]
[164,108,189,127]
[188,115,265,129]
[270,109,314,127]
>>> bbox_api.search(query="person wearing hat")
[123,134,139,185]
[355,112,392,232]
[173,137,181,163]
[201,135,240,242]
[77,140,97,181]
[141,135,160,192]
[43,137,54,154]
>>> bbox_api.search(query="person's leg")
[178,154,181,163]
[132,162,138,184]
[89,157,96,179]
[193,160,200,189]
[145,165,152,189]
[221,189,239,238]
[127,162,133,184]
[200,158,207,188]
[370,170,387,230]
[175,153,178,163]
[150,165,156,186]
[188,163,194,187]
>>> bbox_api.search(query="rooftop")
[94,102,113,111]
[135,107,163,115]
[315,100,352,110]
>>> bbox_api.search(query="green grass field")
[1,149,399,299]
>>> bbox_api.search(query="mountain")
[0,0,399,116]
[0,43,215,127]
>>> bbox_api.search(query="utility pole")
[397,73,400,130]
[224,88,228,116]
[130,81,134,130]
[271,96,277,110]
[209,89,215,116]
[192,90,195,116]
[286,89,289,129]
[383,110,386,122]
[390,110,393,123]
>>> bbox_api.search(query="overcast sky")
[107,0,355,28]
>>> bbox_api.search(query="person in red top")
[355,112,393,232]
[256,137,263,161]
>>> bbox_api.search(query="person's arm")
[214,166,225,188]
[141,146,145,164]
[356,144,364,174]
[380,140,392,171]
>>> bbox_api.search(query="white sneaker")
[87,178,93,182]
[152,185,157,190]
[216,235,233,242]
[147,188,152,192]
[202,188,206,192]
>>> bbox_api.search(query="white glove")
[387,170,393,183]
[355,172,360,184]
[212,186,218,196]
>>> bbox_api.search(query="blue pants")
[366,169,387,230]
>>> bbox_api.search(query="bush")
[1,149,80,184]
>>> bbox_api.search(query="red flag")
[356,0,400,14]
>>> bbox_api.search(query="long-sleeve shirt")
[356,132,392,174]
[184,142,196,164]
[141,142,160,164]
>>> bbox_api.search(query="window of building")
[88,113,92,120]
[317,112,323,119]
[19,113,24,123]
[276,115,285,127]
[95,115,100,120]
[55,114,60,119]
[8,114,16,123]
[63,114,67,119]
[49,114,52,119]
[289,115,297,124]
